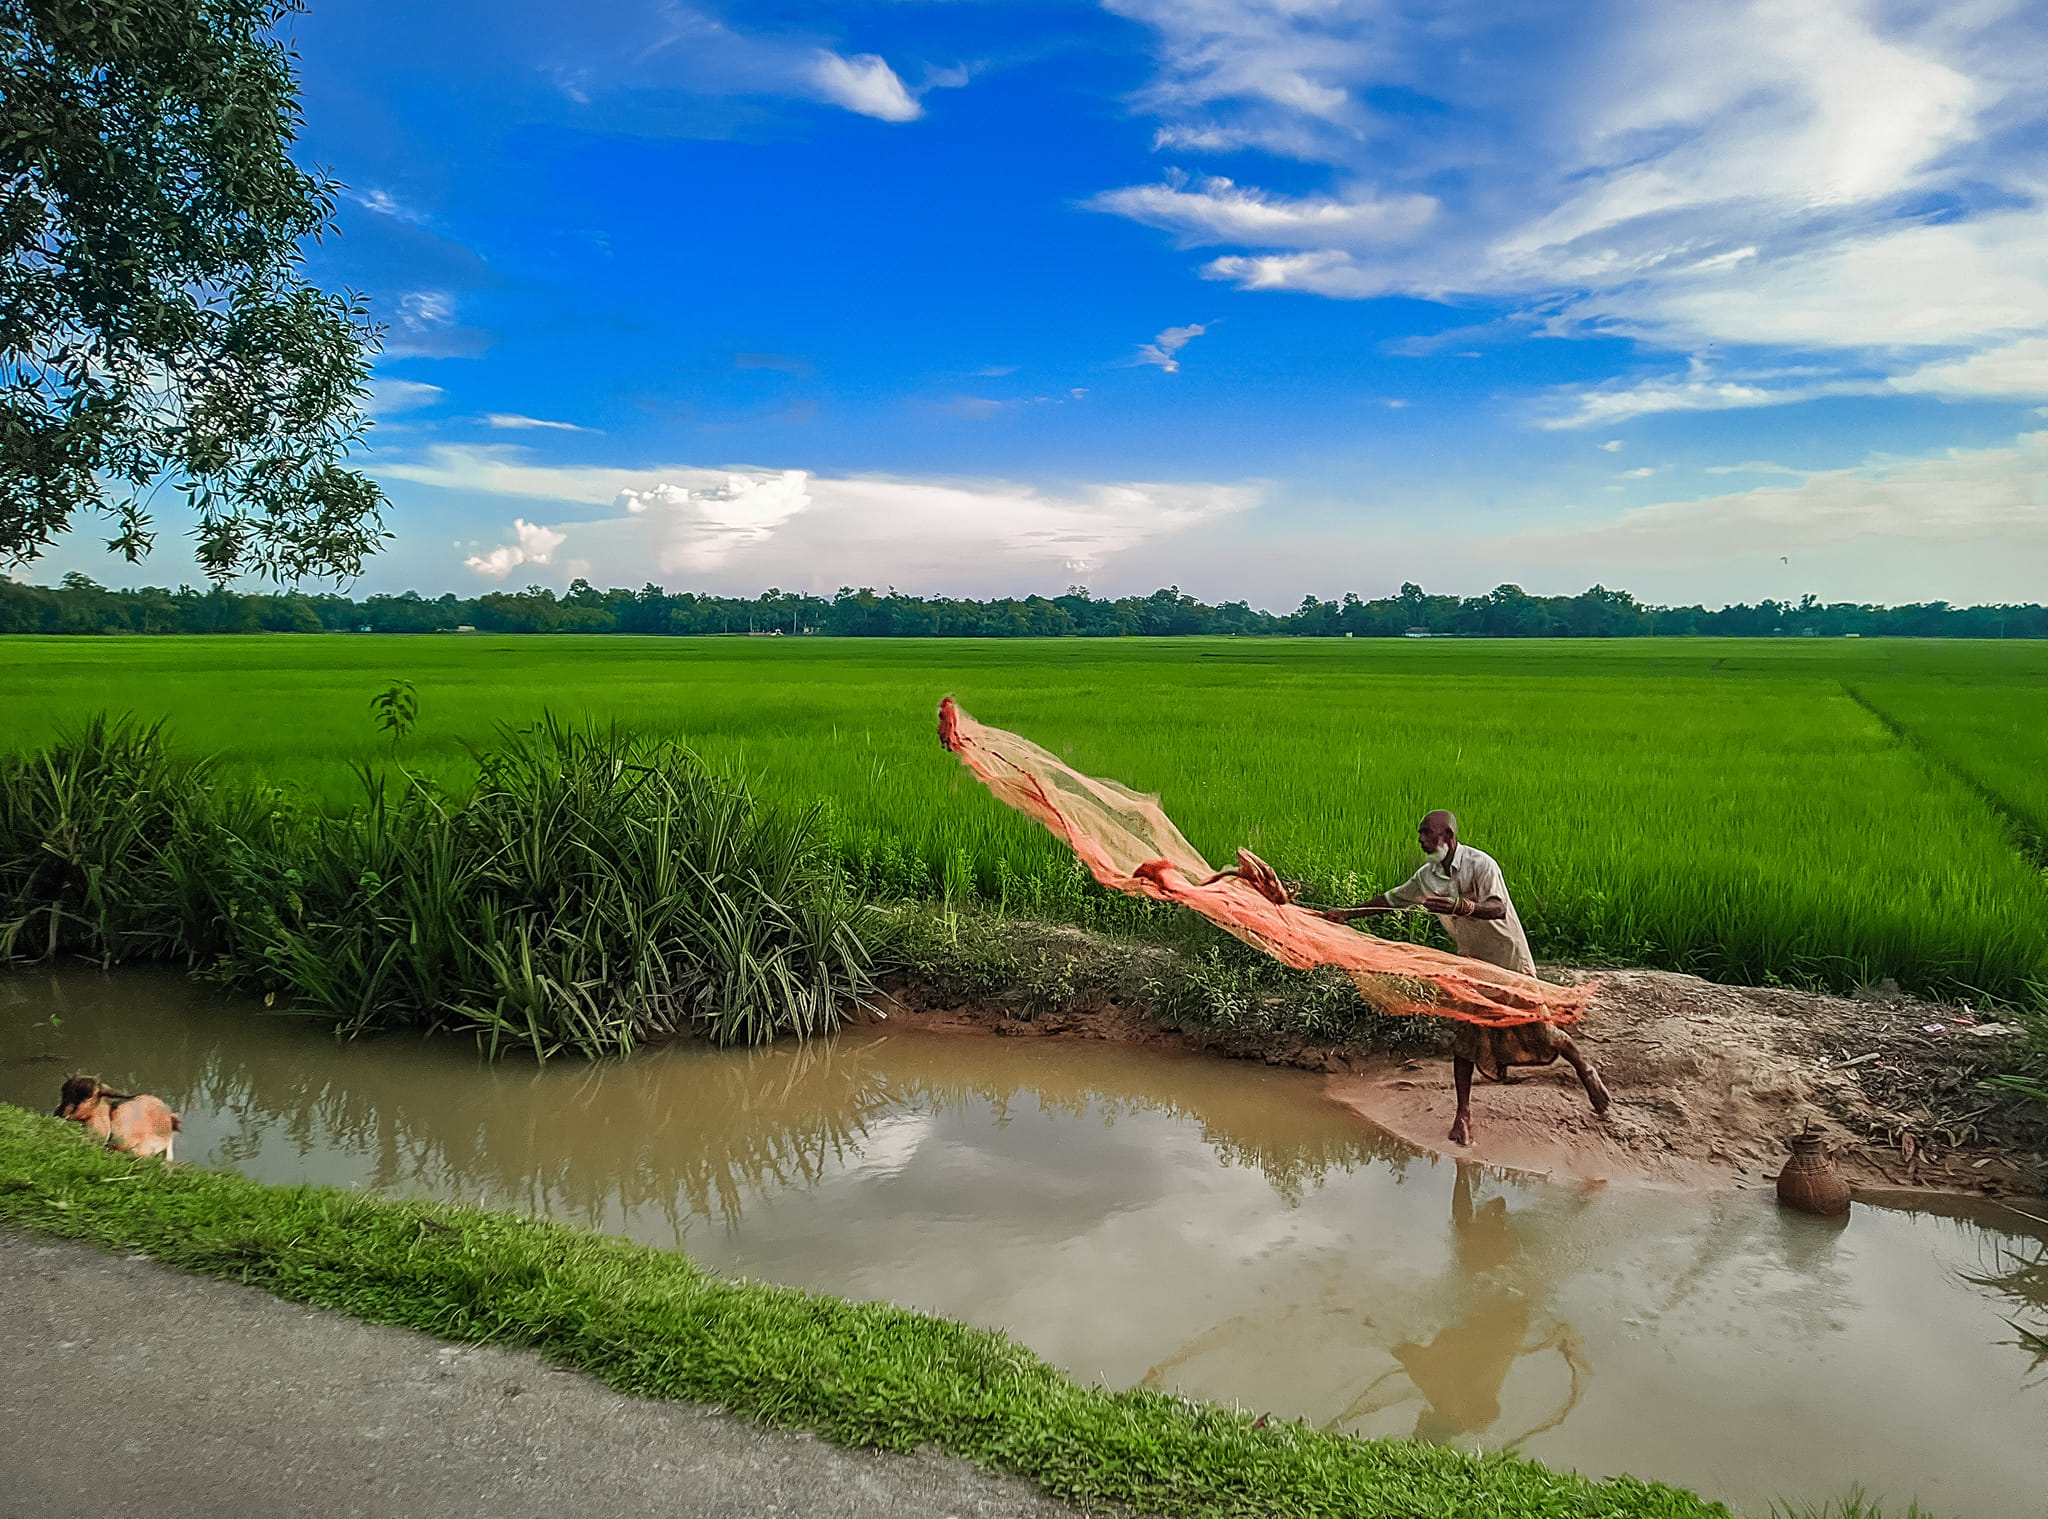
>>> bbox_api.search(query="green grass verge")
[0,1100,1730,1519]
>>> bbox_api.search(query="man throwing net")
[936,698,1610,1146]
[1315,810,1610,1144]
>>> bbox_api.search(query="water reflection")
[1962,1220,2048,1387]
[1140,1162,1595,1449]
[1329,1165,1590,1446]
[0,969,1411,1241]
[4,969,2047,1519]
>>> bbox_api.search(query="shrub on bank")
[1,716,874,1056]
[0,714,273,966]
[875,901,1448,1055]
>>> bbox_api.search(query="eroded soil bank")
[873,924,2048,1199]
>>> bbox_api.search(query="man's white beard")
[1424,844,1450,865]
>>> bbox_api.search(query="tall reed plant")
[2,716,876,1058]
[0,715,288,966]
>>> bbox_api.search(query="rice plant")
[5,634,2048,1007]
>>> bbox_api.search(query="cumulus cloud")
[1096,0,2048,403]
[616,470,813,571]
[392,447,1256,591]
[1133,323,1209,373]
[465,518,567,579]
[809,50,921,122]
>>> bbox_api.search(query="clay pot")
[1777,1132,1852,1217]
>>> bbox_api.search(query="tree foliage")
[6,571,2047,639]
[0,0,384,581]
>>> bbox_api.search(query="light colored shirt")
[1384,843,1536,975]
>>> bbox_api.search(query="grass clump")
[2,716,875,1058]
[0,1100,1732,1519]
[1771,1488,1950,1519]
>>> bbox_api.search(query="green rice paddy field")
[4,634,2046,1006]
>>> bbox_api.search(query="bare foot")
[1582,1067,1612,1116]
[1447,1112,1473,1145]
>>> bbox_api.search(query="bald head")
[1418,810,1458,857]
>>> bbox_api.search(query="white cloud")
[632,9,951,124]
[381,446,665,505]
[808,50,921,122]
[465,518,567,580]
[365,379,444,417]
[1888,336,2048,400]
[1618,466,1656,479]
[348,188,426,224]
[1091,176,1436,249]
[1514,432,2048,567]
[1201,249,1404,300]
[1133,322,1209,373]
[391,446,1257,591]
[1598,441,1625,452]
[940,395,1005,419]
[1096,0,2048,400]
[398,290,454,330]
[1539,362,1887,429]
[484,413,599,432]
[616,471,813,571]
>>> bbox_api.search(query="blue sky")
[49,0,2048,605]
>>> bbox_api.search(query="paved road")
[0,1230,1093,1519]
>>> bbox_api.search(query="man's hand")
[1423,893,1460,915]
[1321,902,1394,923]
[1232,849,1291,905]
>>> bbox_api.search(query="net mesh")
[938,697,1589,1028]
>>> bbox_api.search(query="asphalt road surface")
[0,1230,1094,1519]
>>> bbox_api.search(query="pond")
[3,969,2043,1517]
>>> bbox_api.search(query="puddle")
[3,969,2044,1516]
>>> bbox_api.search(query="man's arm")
[1321,894,1400,922]
[1421,893,1508,920]
[1323,862,1431,922]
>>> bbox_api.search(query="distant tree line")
[4,572,2045,639]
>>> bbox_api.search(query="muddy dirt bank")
[868,962,2048,1201]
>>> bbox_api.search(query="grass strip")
[0,1101,1731,1519]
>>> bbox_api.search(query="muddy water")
[4,970,2044,1517]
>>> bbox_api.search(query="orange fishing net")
[938,698,1589,1028]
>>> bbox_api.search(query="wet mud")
[875,962,2048,1199]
